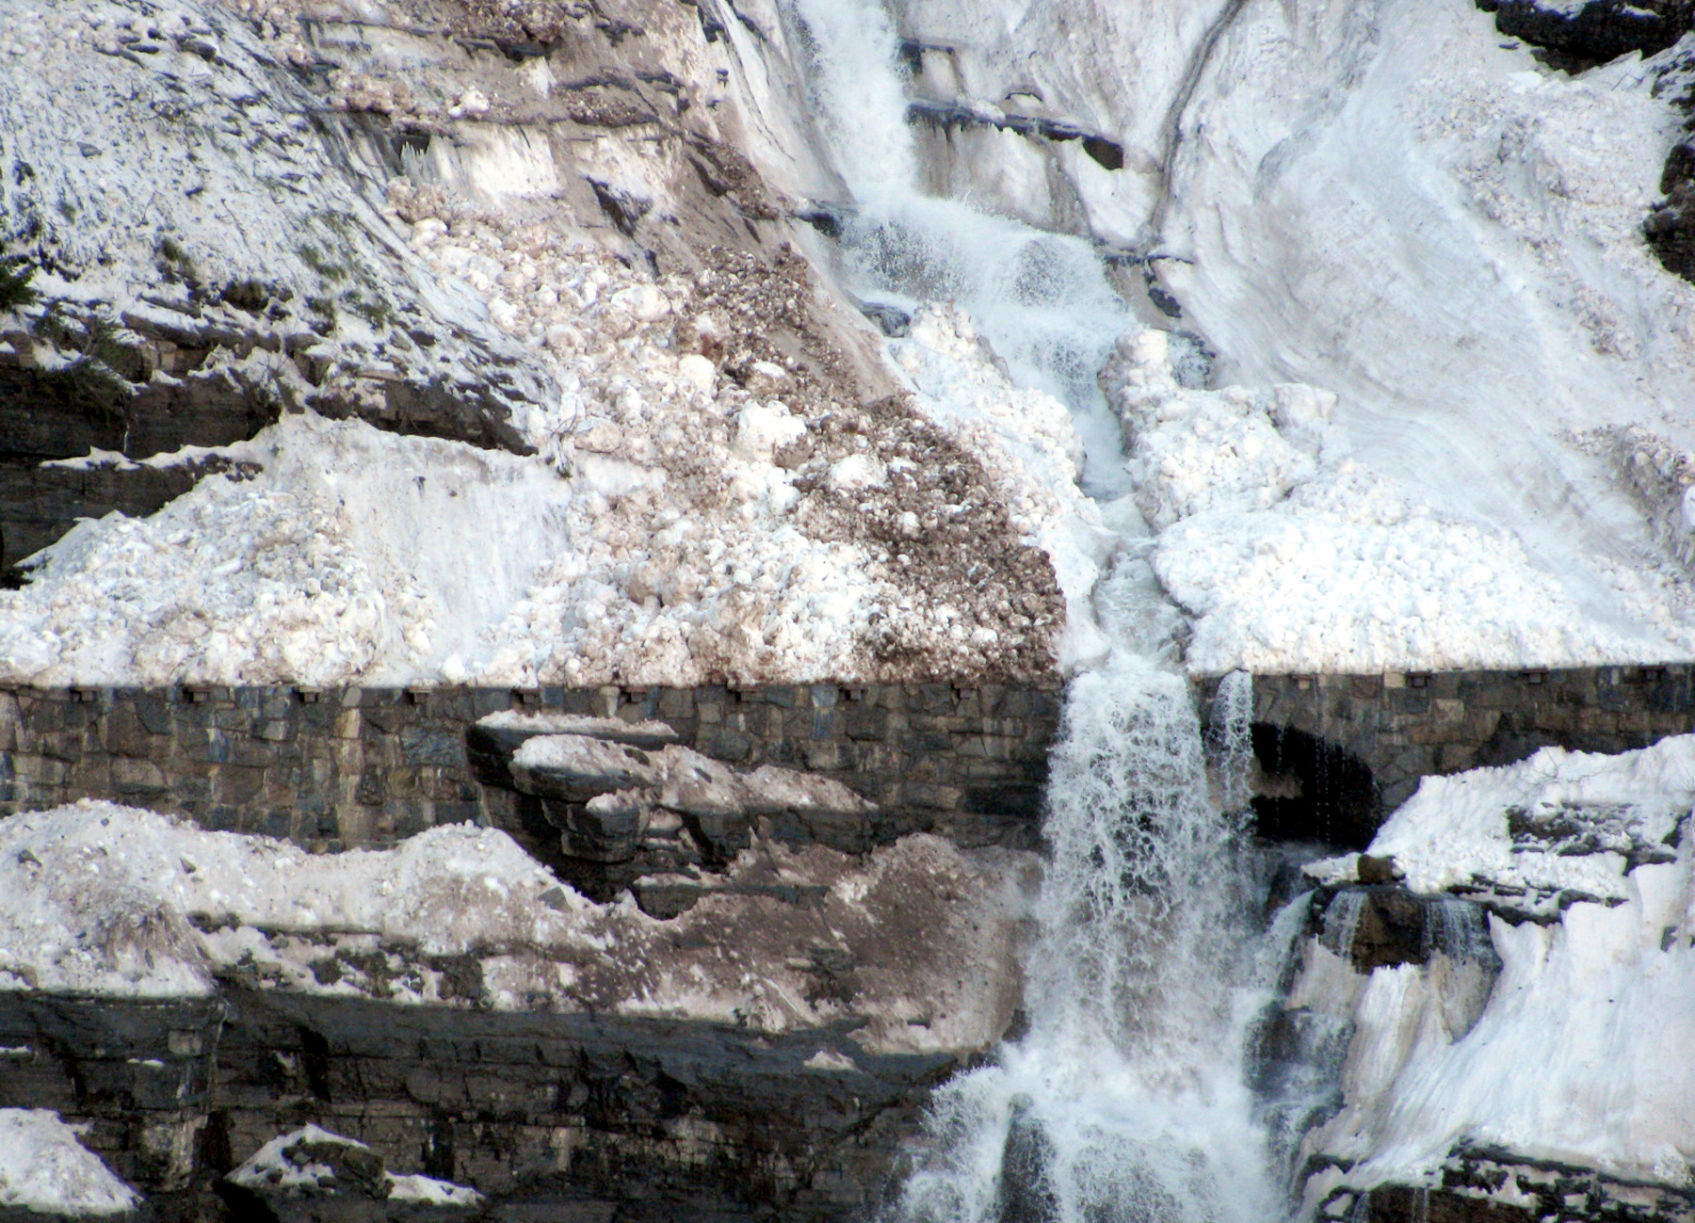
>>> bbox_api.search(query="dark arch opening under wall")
[1249,723,1381,851]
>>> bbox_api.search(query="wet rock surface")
[1320,1150,1695,1223]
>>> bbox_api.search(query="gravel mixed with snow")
[0,801,1031,1054]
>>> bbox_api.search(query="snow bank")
[0,1109,138,1216]
[0,800,602,996]
[1104,329,1695,674]
[0,801,1029,1053]
[1304,859,1695,1191]
[1293,738,1695,1190]
[1310,736,1695,908]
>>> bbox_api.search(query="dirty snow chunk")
[228,1125,347,1193]
[229,1125,483,1205]
[387,1173,485,1207]
[1311,736,1695,902]
[0,1110,139,1216]
[741,765,875,815]
[803,1048,858,1072]
[677,353,717,392]
[610,284,670,322]
[477,710,680,745]
[733,402,806,461]
[826,452,887,490]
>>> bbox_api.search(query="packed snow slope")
[1296,736,1695,1196]
[0,0,1065,687]
[3,0,1695,682]
[0,799,1031,1055]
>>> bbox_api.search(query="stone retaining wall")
[1199,664,1695,823]
[0,681,1063,850]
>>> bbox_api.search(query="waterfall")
[889,658,1285,1223]
[783,0,1132,496]
[780,3,1301,1218]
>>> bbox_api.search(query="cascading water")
[785,0,1131,497]
[779,1,1309,1218]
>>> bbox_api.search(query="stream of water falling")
[780,1,1309,1218]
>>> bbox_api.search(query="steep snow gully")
[2,0,1695,1217]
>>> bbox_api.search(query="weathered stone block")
[903,781,963,810]
[213,765,267,806]
[696,725,753,763]
[801,740,843,771]
[400,727,462,767]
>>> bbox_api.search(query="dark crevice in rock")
[1478,0,1695,68]
[906,99,1125,170]
[1249,723,1381,850]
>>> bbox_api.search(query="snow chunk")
[1317,736,1695,904]
[229,1124,482,1206]
[733,401,806,462]
[0,1109,138,1216]
[826,452,887,490]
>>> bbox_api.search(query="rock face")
[1479,0,1695,64]
[0,989,960,1221]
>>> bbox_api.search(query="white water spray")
[890,658,1286,1223]
[784,0,1131,496]
[781,2,1299,1218]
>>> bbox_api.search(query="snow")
[0,0,1062,689]
[0,800,1028,1053]
[868,0,1695,677]
[1289,737,1695,1192]
[228,1124,483,1205]
[1310,735,1695,906]
[0,1109,139,1217]
[1301,859,1695,1192]
[1101,324,1695,675]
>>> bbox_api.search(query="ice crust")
[0,1109,139,1216]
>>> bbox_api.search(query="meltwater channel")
[781,1,1323,1218]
